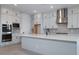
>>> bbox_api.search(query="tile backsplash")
[46,28,79,35]
[44,24,79,35]
[56,24,68,34]
[68,29,79,34]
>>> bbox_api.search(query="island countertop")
[21,34,79,55]
[20,34,79,42]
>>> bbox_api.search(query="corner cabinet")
[68,8,79,28]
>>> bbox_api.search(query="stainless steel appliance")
[13,23,20,28]
[2,34,12,42]
[2,24,12,42]
[56,8,68,34]
[56,8,68,24]
[2,24,12,32]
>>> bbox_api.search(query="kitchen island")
[21,34,79,55]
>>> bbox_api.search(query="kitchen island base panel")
[21,37,76,55]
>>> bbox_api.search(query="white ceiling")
[1,4,79,15]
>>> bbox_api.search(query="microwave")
[13,23,20,28]
[2,24,12,32]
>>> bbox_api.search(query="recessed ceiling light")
[33,10,37,13]
[14,4,17,6]
[50,6,54,9]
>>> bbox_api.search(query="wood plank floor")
[0,43,40,55]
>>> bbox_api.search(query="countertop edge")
[20,35,79,42]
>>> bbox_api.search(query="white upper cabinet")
[1,8,16,16]
[73,7,79,14]
[68,7,79,15]
[1,15,9,24]
[43,12,57,29]
[1,8,8,15]
[43,13,50,28]
[33,14,42,24]
[68,8,73,15]
[72,14,78,28]
[49,13,57,28]
[68,15,73,28]
[1,8,21,24]
[77,14,79,28]
[53,11,57,17]
[68,7,79,28]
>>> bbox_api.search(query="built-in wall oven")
[2,24,12,42]
[2,34,12,42]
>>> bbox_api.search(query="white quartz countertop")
[20,34,79,42]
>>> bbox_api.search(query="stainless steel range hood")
[56,8,68,24]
